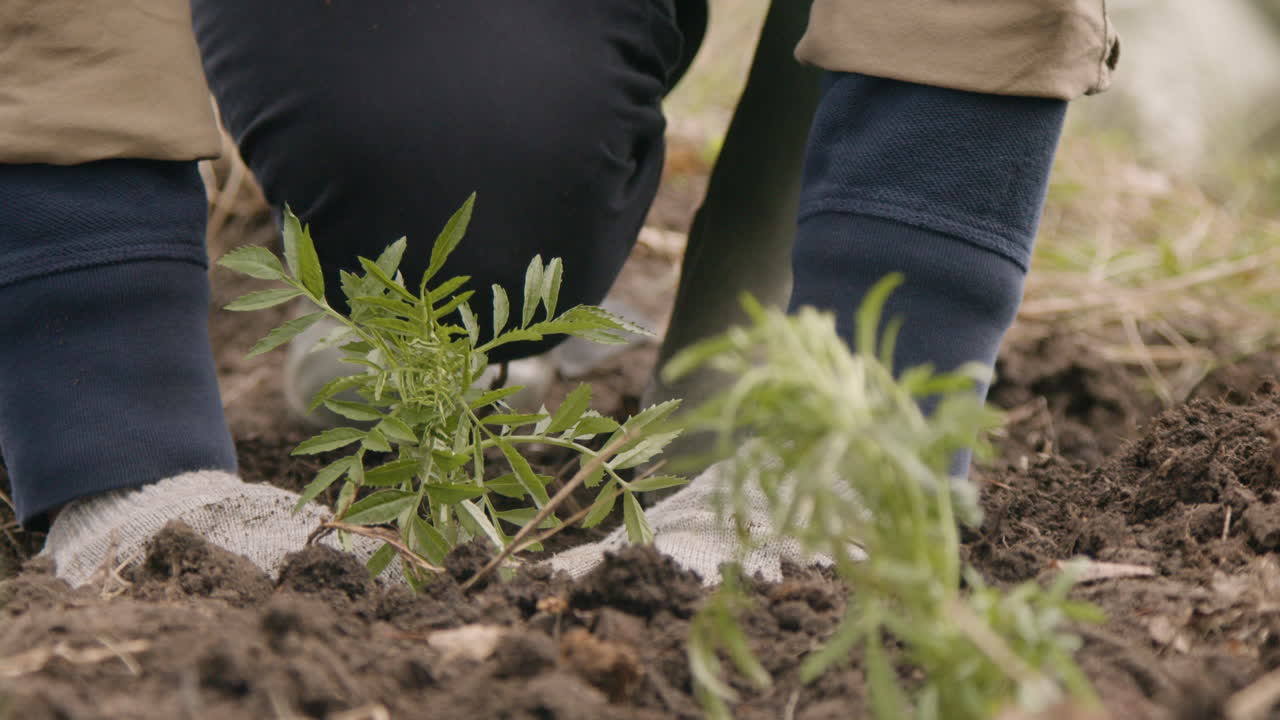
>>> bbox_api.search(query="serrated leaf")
[457,499,504,549]
[611,431,681,470]
[358,257,416,302]
[218,246,285,281]
[362,316,419,337]
[492,284,509,337]
[375,237,408,278]
[495,507,559,530]
[282,209,325,299]
[306,375,363,413]
[468,386,523,409]
[522,255,543,328]
[482,413,545,428]
[292,427,366,455]
[363,458,420,486]
[426,275,471,303]
[570,414,621,438]
[627,475,688,493]
[582,481,619,528]
[423,483,488,505]
[485,473,525,499]
[459,302,479,346]
[366,542,397,576]
[362,429,391,452]
[423,193,476,285]
[247,312,325,357]
[497,439,550,507]
[342,490,417,525]
[623,492,653,544]
[375,416,417,444]
[349,295,414,317]
[548,383,591,434]
[224,288,304,312]
[294,456,355,510]
[541,257,563,319]
[323,399,382,422]
[408,515,449,566]
[432,290,475,319]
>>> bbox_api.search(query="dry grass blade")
[0,639,152,678]
[460,430,635,592]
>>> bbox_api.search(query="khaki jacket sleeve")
[796,0,1120,100]
[0,0,220,164]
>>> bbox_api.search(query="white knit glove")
[547,459,853,584]
[39,470,398,587]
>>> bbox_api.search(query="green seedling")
[668,278,1103,720]
[219,194,685,586]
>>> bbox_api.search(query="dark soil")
[5,144,1280,719]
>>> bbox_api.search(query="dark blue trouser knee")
[788,73,1067,473]
[0,160,236,525]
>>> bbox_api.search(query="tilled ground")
[6,157,1280,718]
[5,355,1280,719]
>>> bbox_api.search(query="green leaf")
[494,507,559,529]
[492,284,510,337]
[366,542,397,576]
[426,275,471,303]
[611,431,681,470]
[358,257,417,302]
[423,483,489,505]
[468,386,523,409]
[342,490,417,525]
[482,413,545,428]
[855,272,903,358]
[282,208,325,299]
[541,257,563,319]
[424,193,476,285]
[582,480,619,528]
[432,293,477,323]
[548,383,591,434]
[459,302,479,346]
[292,427,366,455]
[457,499,504,549]
[362,429,392,452]
[294,456,355,510]
[627,475,688,493]
[306,375,362,413]
[623,492,653,544]
[570,413,621,438]
[363,458,421,486]
[522,255,543,327]
[323,399,382,422]
[375,237,408,278]
[865,630,910,719]
[375,416,418,444]
[485,472,545,499]
[217,246,285,281]
[247,312,325,357]
[408,515,449,566]
[224,288,304,312]
[497,439,550,507]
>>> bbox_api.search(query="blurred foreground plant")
[218,195,684,586]
[670,278,1103,720]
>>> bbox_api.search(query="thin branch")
[460,430,635,591]
[310,521,445,575]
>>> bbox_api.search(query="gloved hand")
[547,458,855,585]
[39,470,400,587]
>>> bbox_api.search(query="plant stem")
[459,430,634,592]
